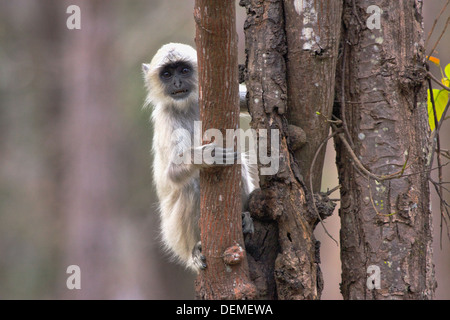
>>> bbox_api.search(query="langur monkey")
[142,43,258,272]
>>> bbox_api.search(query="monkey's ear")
[142,63,150,74]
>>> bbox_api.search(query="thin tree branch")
[325,185,341,196]
[430,178,450,246]
[427,16,450,58]
[425,0,450,50]
[309,131,339,246]
[428,72,450,91]
[427,71,449,249]
[332,123,412,183]
[429,99,450,156]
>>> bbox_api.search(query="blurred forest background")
[0,0,448,299]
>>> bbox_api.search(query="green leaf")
[427,88,449,131]
[445,63,450,79]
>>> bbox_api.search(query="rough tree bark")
[335,0,436,299]
[240,0,334,300]
[284,0,343,193]
[194,0,255,300]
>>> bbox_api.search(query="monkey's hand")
[192,143,238,168]
[192,241,207,270]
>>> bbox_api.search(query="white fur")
[143,43,258,271]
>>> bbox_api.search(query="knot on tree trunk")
[306,192,336,227]
[223,243,245,266]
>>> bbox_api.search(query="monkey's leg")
[242,212,254,234]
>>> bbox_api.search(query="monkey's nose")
[173,79,182,88]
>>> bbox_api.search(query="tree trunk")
[284,0,343,193]
[194,0,255,300]
[335,0,436,299]
[241,0,333,300]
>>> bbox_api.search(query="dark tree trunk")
[194,0,255,300]
[241,0,335,300]
[335,0,436,299]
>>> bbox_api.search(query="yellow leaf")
[443,78,450,88]
[428,89,449,131]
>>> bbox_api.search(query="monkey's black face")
[160,62,194,100]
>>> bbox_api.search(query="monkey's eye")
[180,67,191,75]
[161,71,172,79]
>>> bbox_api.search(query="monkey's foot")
[242,212,254,235]
[192,241,207,270]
